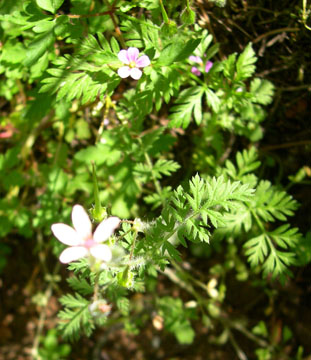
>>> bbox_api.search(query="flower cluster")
[189,55,213,76]
[117,47,150,80]
[51,205,120,264]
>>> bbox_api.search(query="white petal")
[90,244,112,262]
[136,55,150,68]
[118,49,130,64]
[93,217,121,243]
[127,47,139,62]
[59,246,88,263]
[51,224,80,246]
[71,205,92,241]
[129,68,142,80]
[118,66,130,78]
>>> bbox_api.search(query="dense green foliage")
[1,1,310,359]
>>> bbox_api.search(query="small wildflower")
[89,300,112,318]
[51,205,120,264]
[117,47,150,80]
[189,55,213,76]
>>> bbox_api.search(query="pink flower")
[51,205,120,264]
[205,61,213,73]
[117,47,150,80]
[189,56,213,76]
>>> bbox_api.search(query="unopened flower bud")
[181,8,196,25]
[161,20,178,36]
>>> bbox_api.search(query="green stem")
[144,151,165,205]
[93,270,101,302]
[92,162,101,217]
[159,0,170,24]
[129,230,138,260]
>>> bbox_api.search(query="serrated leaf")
[250,78,275,105]
[169,86,204,128]
[236,43,257,81]
[153,159,180,179]
[205,88,220,112]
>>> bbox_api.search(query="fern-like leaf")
[244,225,301,279]
[236,43,257,81]
[254,180,299,222]
[58,293,93,340]
[169,86,204,128]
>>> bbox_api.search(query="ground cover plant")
[1,0,311,359]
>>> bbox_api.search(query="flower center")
[129,61,136,68]
[84,238,96,249]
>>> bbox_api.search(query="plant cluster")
[0,0,310,359]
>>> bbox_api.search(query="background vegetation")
[0,0,311,359]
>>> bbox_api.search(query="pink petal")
[205,61,213,73]
[93,217,121,243]
[191,66,201,76]
[90,244,112,262]
[189,55,202,64]
[59,246,88,264]
[51,223,81,246]
[118,66,131,78]
[71,205,92,241]
[129,68,142,80]
[136,55,150,68]
[118,50,130,64]
[127,47,139,62]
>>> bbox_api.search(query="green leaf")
[175,321,195,344]
[250,78,275,105]
[169,86,204,128]
[253,180,299,222]
[205,88,220,112]
[24,30,55,67]
[152,159,180,179]
[244,225,301,279]
[36,0,65,13]
[58,293,93,340]
[236,43,257,81]
[157,38,201,66]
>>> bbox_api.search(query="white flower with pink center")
[117,47,150,80]
[51,205,120,264]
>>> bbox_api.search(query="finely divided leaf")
[236,43,257,81]
[250,78,275,105]
[169,86,204,128]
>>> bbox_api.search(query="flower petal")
[93,217,121,243]
[118,66,131,78]
[90,244,112,262]
[129,68,142,80]
[118,49,130,64]
[189,55,202,64]
[191,66,201,76]
[59,246,88,264]
[136,55,150,68]
[72,205,92,242]
[205,61,213,73]
[51,223,80,246]
[127,47,139,62]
